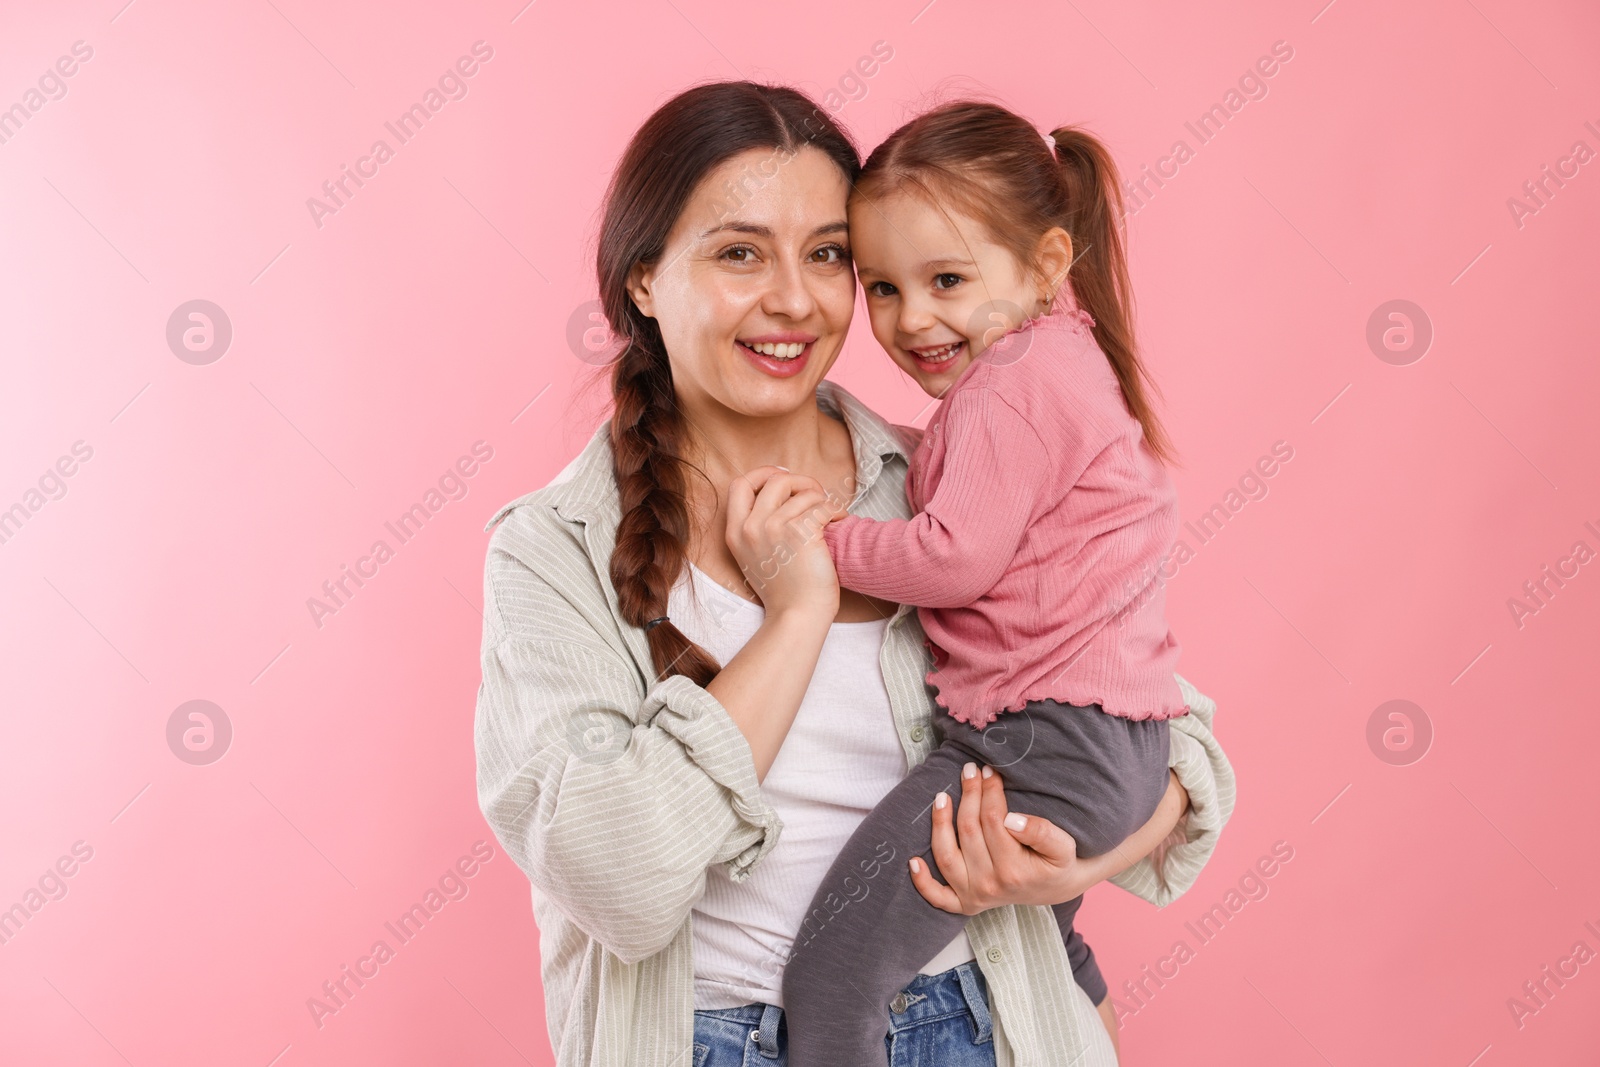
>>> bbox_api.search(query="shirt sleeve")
[474,516,781,965]
[823,386,1053,608]
[1107,675,1237,906]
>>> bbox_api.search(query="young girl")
[779,101,1189,1065]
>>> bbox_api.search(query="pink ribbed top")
[824,304,1188,727]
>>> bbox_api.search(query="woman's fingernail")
[934,791,948,810]
[910,857,921,873]
[981,765,993,779]
[1005,813,1027,832]
[775,465,790,472]
[962,762,977,780]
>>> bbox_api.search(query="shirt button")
[909,725,925,743]
[889,992,909,1014]
[986,947,1004,963]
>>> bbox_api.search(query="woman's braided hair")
[595,83,861,683]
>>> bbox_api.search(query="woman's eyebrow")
[698,220,850,239]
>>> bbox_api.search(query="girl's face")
[850,190,1058,398]
[626,146,856,423]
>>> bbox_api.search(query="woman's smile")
[736,331,817,378]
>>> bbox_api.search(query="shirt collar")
[816,378,912,506]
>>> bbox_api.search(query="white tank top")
[672,563,974,1010]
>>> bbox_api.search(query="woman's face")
[626,146,856,422]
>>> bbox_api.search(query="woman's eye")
[721,245,757,263]
[934,273,963,290]
[868,281,898,298]
[813,243,849,265]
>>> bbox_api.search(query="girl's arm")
[824,386,1057,607]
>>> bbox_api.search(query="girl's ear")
[626,261,656,319]
[1034,226,1074,301]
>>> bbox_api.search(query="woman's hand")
[712,466,843,780]
[725,465,840,620]
[908,764,1189,914]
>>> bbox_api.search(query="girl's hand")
[725,466,840,620]
[908,763,1100,913]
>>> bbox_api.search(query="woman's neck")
[676,388,857,568]
[682,393,852,490]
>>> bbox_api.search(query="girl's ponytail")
[1048,126,1174,463]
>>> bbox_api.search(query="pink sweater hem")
[927,672,1192,729]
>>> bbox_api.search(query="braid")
[608,337,720,686]
[593,81,861,685]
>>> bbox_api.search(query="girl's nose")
[896,297,937,335]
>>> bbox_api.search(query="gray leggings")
[780,699,1172,1067]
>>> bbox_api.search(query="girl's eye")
[867,281,898,298]
[812,243,849,265]
[934,273,963,290]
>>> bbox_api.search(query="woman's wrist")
[764,598,839,629]
[1075,770,1188,895]
[1066,841,1150,900]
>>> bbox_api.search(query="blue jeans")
[692,961,996,1067]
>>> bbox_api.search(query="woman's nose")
[761,256,817,320]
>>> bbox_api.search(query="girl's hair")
[596,82,861,685]
[855,101,1175,463]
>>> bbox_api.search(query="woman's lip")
[737,339,812,378]
[740,333,818,344]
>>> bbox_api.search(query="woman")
[475,82,1234,1066]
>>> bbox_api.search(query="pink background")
[2,0,1597,1063]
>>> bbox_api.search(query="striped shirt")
[474,380,1237,1067]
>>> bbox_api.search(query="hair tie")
[1043,131,1057,153]
[643,616,670,631]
